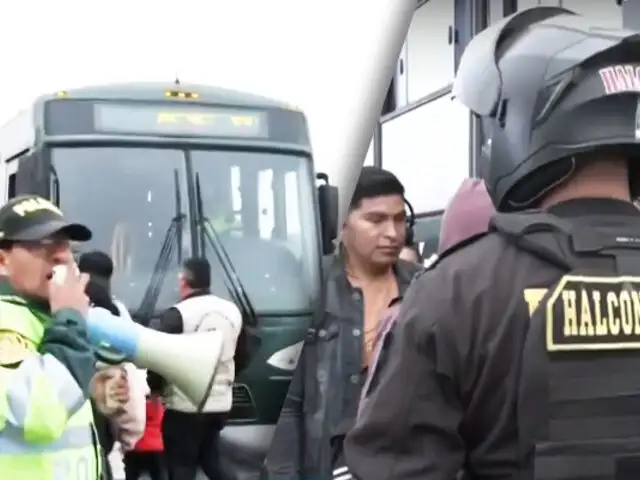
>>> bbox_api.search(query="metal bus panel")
[0,108,36,162]
[37,82,296,111]
[380,88,471,213]
[37,83,310,149]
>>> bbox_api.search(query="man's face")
[0,235,74,300]
[342,194,406,268]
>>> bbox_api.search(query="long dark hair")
[85,276,120,316]
[78,251,119,315]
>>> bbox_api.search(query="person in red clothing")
[124,387,168,480]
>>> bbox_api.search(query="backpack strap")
[490,210,578,270]
[491,210,611,272]
[491,210,640,275]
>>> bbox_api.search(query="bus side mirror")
[316,173,338,254]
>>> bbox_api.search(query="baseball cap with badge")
[0,195,92,243]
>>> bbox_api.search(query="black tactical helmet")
[453,6,640,211]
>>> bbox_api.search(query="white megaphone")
[85,307,223,408]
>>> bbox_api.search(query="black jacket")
[344,199,640,480]
[265,255,421,480]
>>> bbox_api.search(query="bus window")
[191,150,318,313]
[258,169,275,240]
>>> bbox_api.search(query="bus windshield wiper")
[136,169,185,322]
[194,173,257,326]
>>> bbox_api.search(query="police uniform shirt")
[343,198,640,480]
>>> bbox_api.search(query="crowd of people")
[1,6,639,480]
[0,193,241,480]
[0,163,492,480]
[98,255,241,480]
[0,162,482,480]
[267,6,640,480]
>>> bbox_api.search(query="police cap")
[0,195,92,243]
[453,6,640,211]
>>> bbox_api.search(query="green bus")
[0,82,332,476]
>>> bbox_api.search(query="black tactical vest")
[491,211,640,480]
[492,210,640,480]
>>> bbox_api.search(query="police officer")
[345,7,640,480]
[0,195,101,479]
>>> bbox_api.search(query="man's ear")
[177,272,186,289]
[337,226,348,248]
[0,250,11,276]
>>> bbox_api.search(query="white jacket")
[163,294,242,413]
[114,299,133,322]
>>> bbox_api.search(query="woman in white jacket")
[90,303,147,480]
[80,250,147,479]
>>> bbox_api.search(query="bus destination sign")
[44,99,308,144]
[94,104,268,138]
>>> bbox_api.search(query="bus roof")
[37,82,296,110]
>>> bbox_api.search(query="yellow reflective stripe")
[0,425,92,453]
[6,354,84,441]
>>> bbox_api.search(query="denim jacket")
[265,255,421,480]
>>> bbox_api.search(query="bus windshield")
[190,149,319,314]
[51,146,320,316]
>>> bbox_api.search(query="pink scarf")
[438,179,494,253]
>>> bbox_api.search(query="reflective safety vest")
[0,295,101,479]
